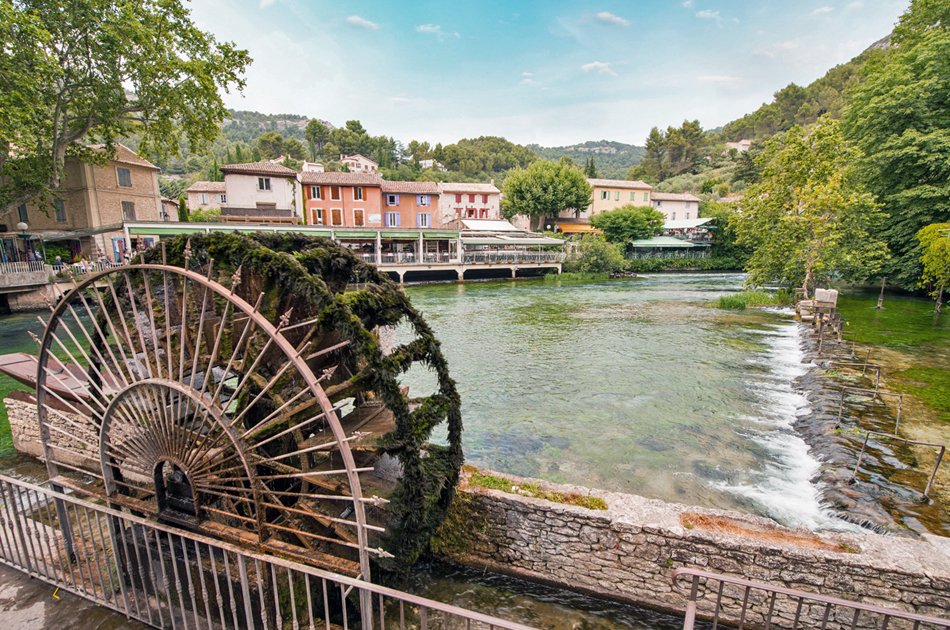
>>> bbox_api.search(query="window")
[330,208,343,226]
[200,193,209,205]
[417,212,432,228]
[258,177,271,191]
[600,191,609,200]
[330,186,341,200]
[468,194,475,203]
[17,204,27,222]
[643,192,649,202]
[481,194,488,204]
[417,195,430,206]
[455,194,462,203]
[353,209,365,226]
[386,194,399,206]
[630,192,636,202]
[479,208,488,218]
[310,186,321,200]
[672,211,677,220]
[117,167,132,188]
[686,212,690,220]
[354,187,364,201]
[54,199,66,223]
[220,194,227,204]
[312,208,324,225]
[614,191,620,201]
[122,201,136,221]
[465,208,475,218]
[385,211,400,227]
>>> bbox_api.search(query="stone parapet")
[434,469,950,623]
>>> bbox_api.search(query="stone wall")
[434,469,950,625]
[6,391,99,471]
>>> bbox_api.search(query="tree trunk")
[936,283,944,315]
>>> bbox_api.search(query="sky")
[188,0,909,147]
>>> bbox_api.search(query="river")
[0,272,874,627]
[399,273,851,531]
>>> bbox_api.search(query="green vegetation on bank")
[716,290,793,310]
[467,468,608,510]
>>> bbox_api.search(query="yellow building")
[554,178,653,235]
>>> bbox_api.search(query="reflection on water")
[402,273,851,530]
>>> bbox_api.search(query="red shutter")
[455,194,462,203]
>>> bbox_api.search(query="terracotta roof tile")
[438,182,500,194]
[299,172,382,186]
[220,161,298,177]
[587,178,653,190]
[186,181,226,193]
[380,180,440,194]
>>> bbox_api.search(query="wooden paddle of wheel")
[33,245,385,581]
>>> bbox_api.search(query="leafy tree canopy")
[916,223,950,311]
[735,117,889,296]
[566,234,626,274]
[590,205,664,243]
[501,160,591,231]
[842,0,950,288]
[700,201,752,263]
[0,0,251,215]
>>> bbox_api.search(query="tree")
[0,0,250,217]
[734,117,889,297]
[701,201,751,263]
[304,119,330,160]
[567,234,626,274]
[502,160,592,231]
[843,0,950,289]
[590,205,664,243]
[206,158,221,182]
[585,156,598,178]
[916,223,950,313]
[177,197,189,222]
[256,132,285,160]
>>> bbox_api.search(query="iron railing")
[673,567,949,630]
[0,474,536,630]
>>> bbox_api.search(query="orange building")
[379,181,440,228]
[300,172,382,227]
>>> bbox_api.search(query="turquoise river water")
[0,272,854,627]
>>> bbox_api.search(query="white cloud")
[696,10,721,20]
[581,61,617,76]
[259,0,275,7]
[847,1,864,8]
[682,0,695,7]
[811,6,834,15]
[697,75,742,86]
[388,96,412,104]
[346,15,380,30]
[416,23,460,40]
[595,11,630,27]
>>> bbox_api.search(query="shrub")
[565,234,626,274]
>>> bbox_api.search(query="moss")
[468,470,608,510]
[134,233,464,568]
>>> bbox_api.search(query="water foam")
[716,319,859,531]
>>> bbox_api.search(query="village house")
[724,139,752,153]
[341,154,378,174]
[381,181,441,228]
[185,181,226,212]
[300,171,382,227]
[553,178,652,235]
[437,182,501,225]
[651,192,701,222]
[219,161,299,223]
[1,143,165,262]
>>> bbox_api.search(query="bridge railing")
[0,260,47,275]
[673,567,949,630]
[0,473,536,630]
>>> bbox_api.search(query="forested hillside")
[526,141,645,179]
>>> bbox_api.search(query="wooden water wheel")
[34,234,463,577]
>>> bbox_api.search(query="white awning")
[664,217,713,230]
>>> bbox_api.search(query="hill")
[527,140,645,179]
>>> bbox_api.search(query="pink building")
[300,171,382,227]
[380,181,441,228]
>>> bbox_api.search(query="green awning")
[128,226,208,235]
[423,231,459,239]
[380,231,420,239]
[334,230,375,239]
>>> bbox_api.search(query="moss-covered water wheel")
[139,233,463,569]
[35,232,461,581]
